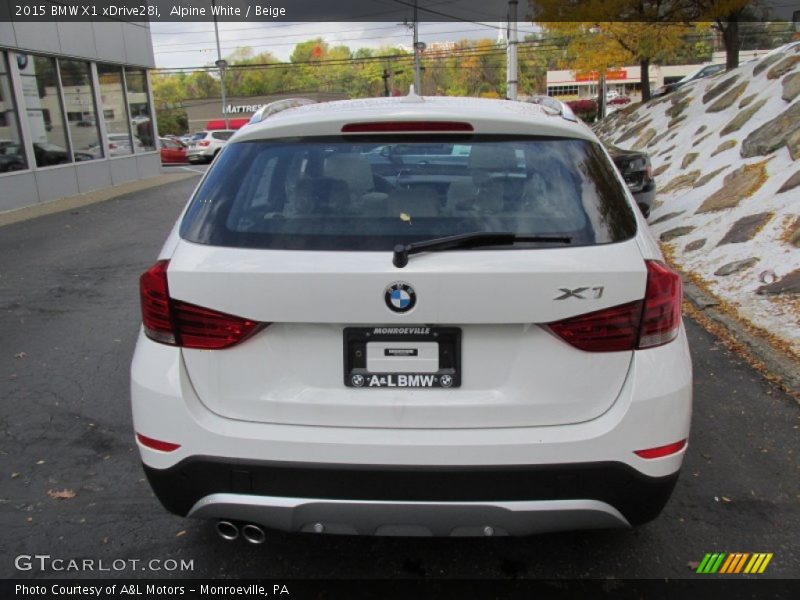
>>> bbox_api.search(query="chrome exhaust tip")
[216,520,239,541]
[241,523,267,545]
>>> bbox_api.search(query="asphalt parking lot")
[0,174,798,579]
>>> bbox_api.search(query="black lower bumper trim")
[143,457,679,527]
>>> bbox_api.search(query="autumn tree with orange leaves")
[534,1,697,102]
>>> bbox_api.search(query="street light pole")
[413,1,422,94]
[212,0,229,128]
[506,0,518,100]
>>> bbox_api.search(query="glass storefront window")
[97,63,133,157]
[0,52,27,173]
[19,55,71,167]
[124,68,155,151]
[59,59,102,161]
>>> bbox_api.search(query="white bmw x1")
[131,94,692,541]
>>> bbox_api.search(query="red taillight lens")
[171,299,263,349]
[139,260,264,350]
[547,260,682,352]
[639,260,682,349]
[341,121,474,133]
[136,433,181,452]
[634,439,686,459]
[140,260,175,345]
[548,301,643,352]
[198,140,211,147]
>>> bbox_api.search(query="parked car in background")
[132,95,690,540]
[606,144,656,218]
[0,139,26,172]
[186,130,234,163]
[654,63,725,97]
[88,133,145,158]
[159,137,187,164]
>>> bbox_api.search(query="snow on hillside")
[595,43,800,358]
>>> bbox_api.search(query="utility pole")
[212,0,229,128]
[412,1,423,94]
[382,67,404,97]
[506,0,518,100]
[383,69,391,97]
[598,69,606,121]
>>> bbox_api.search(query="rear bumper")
[144,458,679,532]
[186,149,213,161]
[132,324,692,534]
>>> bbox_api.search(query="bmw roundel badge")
[385,282,417,313]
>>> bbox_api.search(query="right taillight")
[547,260,682,352]
[139,260,264,350]
[198,140,211,147]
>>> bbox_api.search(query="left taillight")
[139,260,264,350]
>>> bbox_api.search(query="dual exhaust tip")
[216,520,266,544]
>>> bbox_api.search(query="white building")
[0,16,159,213]
[546,49,773,100]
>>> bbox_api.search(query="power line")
[151,27,794,74]
[152,24,537,52]
[151,41,570,74]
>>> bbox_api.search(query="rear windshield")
[191,132,207,141]
[180,136,636,251]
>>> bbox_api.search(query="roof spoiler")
[526,95,578,123]
[247,98,317,126]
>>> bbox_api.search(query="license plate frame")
[343,326,461,388]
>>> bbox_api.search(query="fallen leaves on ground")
[47,489,76,500]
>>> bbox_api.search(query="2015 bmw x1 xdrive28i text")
[131,95,692,539]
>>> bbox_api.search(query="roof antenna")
[402,84,424,103]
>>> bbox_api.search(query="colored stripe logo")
[696,553,773,574]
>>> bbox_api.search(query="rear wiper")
[392,232,572,268]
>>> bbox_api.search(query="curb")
[0,171,200,228]
[681,275,800,396]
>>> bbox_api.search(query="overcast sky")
[150,21,540,68]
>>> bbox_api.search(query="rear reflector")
[139,260,265,350]
[341,121,474,133]
[136,433,181,452]
[634,439,687,459]
[547,260,682,352]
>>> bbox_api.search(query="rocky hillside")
[595,43,800,358]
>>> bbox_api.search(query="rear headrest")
[468,145,517,171]
[294,177,350,214]
[324,153,374,195]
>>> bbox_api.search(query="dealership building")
[0,19,159,213]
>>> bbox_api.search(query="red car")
[159,137,187,164]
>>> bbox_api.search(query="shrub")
[565,98,598,123]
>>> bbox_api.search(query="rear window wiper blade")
[393,232,572,268]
